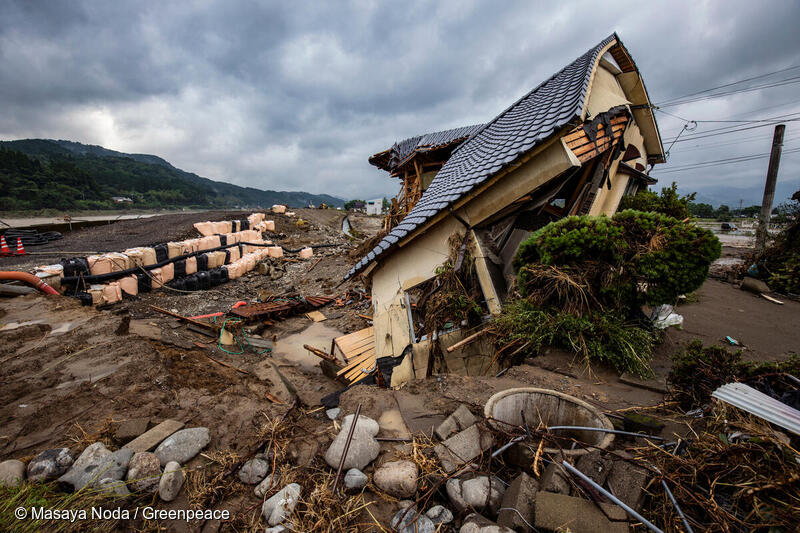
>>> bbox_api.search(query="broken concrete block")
[435,404,477,441]
[434,424,493,472]
[607,460,649,511]
[574,451,614,488]
[535,492,629,533]
[299,247,313,259]
[539,462,571,494]
[123,419,184,453]
[0,460,26,487]
[497,472,538,532]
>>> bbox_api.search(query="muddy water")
[272,322,343,372]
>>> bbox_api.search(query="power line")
[672,133,800,154]
[660,114,800,144]
[653,147,800,174]
[656,64,800,106]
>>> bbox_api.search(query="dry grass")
[638,404,800,532]
[517,263,600,316]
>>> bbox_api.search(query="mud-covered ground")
[1,214,798,532]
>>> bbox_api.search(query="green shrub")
[617,181,695,219]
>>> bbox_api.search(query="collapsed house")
[348,33,665,382]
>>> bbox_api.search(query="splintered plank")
[335,327,374,352]
[345,356,376,381]
[123,419,184,452]
[335,349,376,376]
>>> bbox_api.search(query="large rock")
[344,468,367,490]
[27,448,74,482]
[0,460,26,487]
[324,414,379,471]
[497,473,538,532]
[58,443,133,491]
[447,475,505,515]
[391,503,436,533]
[426,505,454,526]
[239,457,269,484]
[158,461,184,502]
[373,460,418,498]
[126,452,162,493]
[461,476,506,514]
[154,427,210,466]
[254,473,276,498]
[97,478,131,498]
[607,460,649,511]
[262,483,302,526]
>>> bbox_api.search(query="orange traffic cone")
[15,237,25,256]
[0,236,10,256]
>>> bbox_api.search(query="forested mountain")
[0,139,343,211]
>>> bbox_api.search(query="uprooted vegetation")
[669,339,800,409]
[748,190,800,294]
[494,210,721,375]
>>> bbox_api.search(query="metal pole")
[756,124,785,252]
[331,403,362,494]
[562,461,664,533]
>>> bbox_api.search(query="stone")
[435,404,477,440]
[154,427,210,466]
[607,460,649,511]
[540,462,571,494]
[126,452,162,493]
[27,448,74,482]
[535,492,629,533]
[262,483,302,526]
[575,451,614,487]
[446,478,469,511]
[326,408,341,420]
[58,443,133,491]
[239,458,269,484]
[0,460,26,487]
[426,505,454,525]
[459,513,514,533]
[97,478,131,498]
[344,468,367,490]
[289,440,319,468]
[255,474,276,498]
[115,418,150,442]
[391,503,436,533]
[124,419,184,453]
[324,414,380,471]
[741,276,771,294]
[434,424,494,472]
[461,476,506,514]
[264,527,286,533]
[497,473,538,532]
[373,460,418,498]
[158,461,184,502]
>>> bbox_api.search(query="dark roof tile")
[346,34,617,280]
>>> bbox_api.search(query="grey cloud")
[1,0,799,201]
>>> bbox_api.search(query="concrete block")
[741,276,770,294]
[535,492,629,533]
[123,419,185,453]
[434,424,493,472]
[607,460,649,511]
[574,451,614,488]
[497,472,538,532]
[435,404,477,441]
[540,463,571,494]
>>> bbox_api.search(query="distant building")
[111,196,133,203]
[366,198,384,215]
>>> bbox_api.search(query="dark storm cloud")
[1,0,798,202]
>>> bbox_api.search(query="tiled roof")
[369,124,484,172]
[346,34,617,279]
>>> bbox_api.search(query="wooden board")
[334,327,374,352]
[305,310,327,322]
[336,349,376,376]
[333,326,377,382]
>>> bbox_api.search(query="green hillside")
[0,139,344,211]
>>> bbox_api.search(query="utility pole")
[755,124,785,252]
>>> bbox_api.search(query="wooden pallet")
[334,327,376,383]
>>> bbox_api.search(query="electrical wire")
[653,147,800,175]
[656,64,800,106]
[658,75,800,108]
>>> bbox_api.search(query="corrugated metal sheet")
[712,382,800,436]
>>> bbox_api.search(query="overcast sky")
[1,1,799,205]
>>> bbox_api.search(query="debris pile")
[747,188,800,295]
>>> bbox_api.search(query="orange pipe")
[0,271,60,295]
